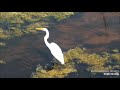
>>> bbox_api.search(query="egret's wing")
[49,42,64,64]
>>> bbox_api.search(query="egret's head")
[35,28,47,31]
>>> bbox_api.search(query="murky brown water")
[0,12,120,78]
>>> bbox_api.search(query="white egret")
[35,28,64,64]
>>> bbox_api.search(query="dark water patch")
[0,59,32,78]
[106,40,120,50]
[0,47,52,78]
[0,33,54,78]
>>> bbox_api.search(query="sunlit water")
[0,12,120,78]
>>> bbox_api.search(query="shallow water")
[0,12,120,78]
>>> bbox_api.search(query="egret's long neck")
[44,29,50,48]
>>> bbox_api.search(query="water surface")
[0,12,120,78]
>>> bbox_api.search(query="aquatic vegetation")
[0,59,6,64]
[0,28,10,39]
[64,47,110,72]
[11,29,23,37]
[112,49,119,53]
[0,12,75,29]
[32,63,77,78]
[26,22,48,33]
[0,42,6,46]
[44,12,75,21]
[65,47,107,65]
[64,47,120,72]
[111,53,120,64]
[32,47,120,78]
[0,12,75,43]
[0,33,10,39]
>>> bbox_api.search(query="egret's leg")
[44,58,63,70]
[44,63,54,70]
[51,58,61,65]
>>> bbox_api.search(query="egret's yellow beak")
[35,28,44,31]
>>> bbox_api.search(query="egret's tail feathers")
[61,61,65,64]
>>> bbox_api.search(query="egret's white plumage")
[48,43,64,64]
[35,28,64,64]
